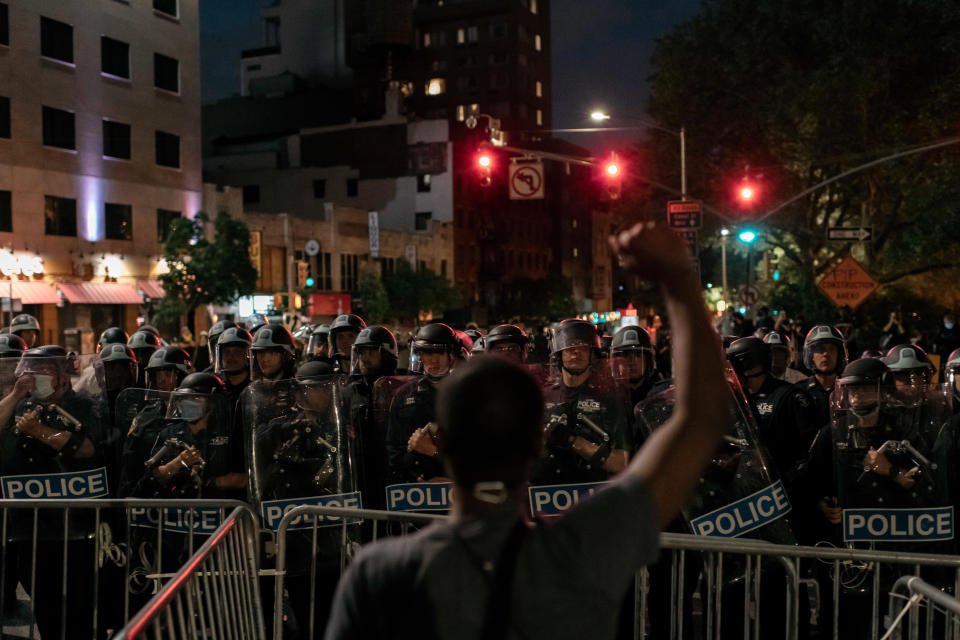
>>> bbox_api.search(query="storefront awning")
[0,281,60,305]
[57,282,143,305]
[137,280,165,300]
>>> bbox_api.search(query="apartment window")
[491,71,508,89]
[415,211,432,230]
[44,196,76,237]
[467,26,478,43]
[572,247,578,258]
[40,17,73,64]
[157,208,180,242]
[265,16,280,46]
[535,34,542,51]
[417,174,431,192]
[312,179,326,199]
[155,130,180,167]
[441,259,447,277]
[317,252,332,290]
[381,257,396,276]
[0,191,10,232]
[457,74,478,91]
[346,178,358,197]
[425,78,445,95]
[101,36,130,78]
[490,23,507,39]
[531,0,538,14]
[431,60,447,72]
[42,106,75,150]
[536,80,543,97]
[154,53,179,92]
[455,105,465,122]
[153,0,178,18]
[433,30,447,47]
[340,254,359,292]
[423,32,431,48]
[105,203,132,240]
[457,28,465,44]
[0,4,8,47]
[242,184,260,205]
[518,53,528,67]
[0,96,8,138]
[536,109,543,126]
[489,52,507,65]
[102,120,131,159]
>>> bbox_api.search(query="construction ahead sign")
[817,255,878,309]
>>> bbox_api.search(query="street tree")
[384,261,461,324]
[153,211,258,328]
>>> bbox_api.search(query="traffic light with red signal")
[602,154,622,200]
[477,152,492,188]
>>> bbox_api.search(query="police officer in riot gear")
[385,323,457,483]
[726,338,819,504]
[125,372,244,500]
[763,331,805,383]
[307,323,332,363]
[463,328,483,349]
[328,314,366,372]
[9,313,40,348]
[0,346,103,640]
[214,326,253,409]
[883,344,936,407]
[945,347,960,409]
[609,324,657,408]
[128,330,162,387]
[251,325,297,381]
[0,334,25,395]
[483,324,530,364]
[344,326,399,509]
[794,325,848,426]
[203,320,239,373]
[97,326,129,353]
[533,319,631,485]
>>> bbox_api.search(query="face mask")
[851,402,879,417]
[946,323,954,330]
[32,374,55,400]
[178,399,205,422]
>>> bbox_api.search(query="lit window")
[456,105,465,121]
[426,78,445,95]
[535,34,541,51]
[531,0,538,14]
[457,28,465,44]
[536,109,543,126]
[573,247,578,258]
[469,102,479,115]
[423,32,431,47]
[535,81,542,97]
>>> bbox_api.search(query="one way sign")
[827,227,872,242]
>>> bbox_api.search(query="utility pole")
[281,213,295,320]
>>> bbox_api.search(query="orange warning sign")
[817,255,878,309]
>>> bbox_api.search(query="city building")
[0,0,200,351]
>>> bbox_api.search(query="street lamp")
[589,110,687,200]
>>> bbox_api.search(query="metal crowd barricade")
[0,498,253,640]
[270,505,960,640]
[269,505,443,640]
[115,505,265,640]
[883,576,960,640]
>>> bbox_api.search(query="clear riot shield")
[0,355,110,539]
[116,388,171,496]
[246,377,361,533]
[73,352,106,396]
[0,358,18,398]
[375,375,453,513]
[635,368,796,545]
[831,384,954,548]
[529,361,634,515]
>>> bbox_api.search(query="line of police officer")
[3,308,959,638]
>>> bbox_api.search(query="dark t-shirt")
[324,472,660,640]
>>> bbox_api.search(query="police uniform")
[533,378,631,485]
[749,376,819,486]
[385,377,444,484]
[794,375,833,427]
[343,375,390,510]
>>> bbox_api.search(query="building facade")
[0,0,200,351]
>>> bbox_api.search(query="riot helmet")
[350,325,398,377]
[10,314,40,348]
[247,314,268,335]
[610,325,655,384]
[215,327,253,378]
[471,335,486,355]
[137,324,161,338]
[726,337,771,394]
[293,323,314,345]
[166,372,226,424]
[484,324,529,363]
[883,344,935,405]
[207,320,239,362]
[15,345,78,401]
[410,323,458,379]
[329,314,367,358]
[99,343,138,391]
[307,323,331,361]
[835,357,895,419]
[551,319,601,377]
[294,360,336,413]
[945,347,960,397]
[128,330,162,358]
[753,326,773,340]
[145,347,193,391]
[97,327,129,353]
[464,329,483,346]
[860,349,884,359]
[762,332,791,378]
[0,334,26,359]
[251,325,296,380]
[802,325,847,375]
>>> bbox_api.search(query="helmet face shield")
[835,382,884,418]
[166,393,211,422]
[611,347,654,382]
[216,341,250,376]
[307,332,329,359]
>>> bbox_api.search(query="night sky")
[199,0,702,149]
